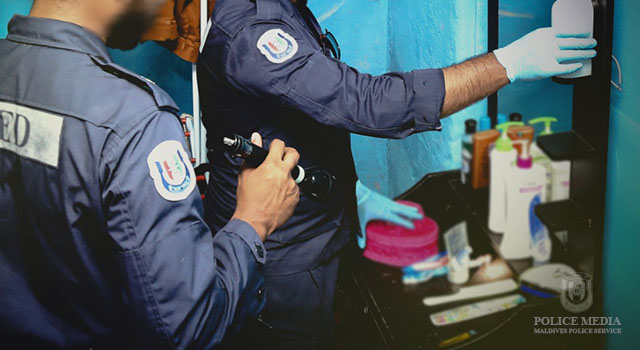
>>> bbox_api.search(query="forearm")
[114,218,266,348]
[441,53,510,118]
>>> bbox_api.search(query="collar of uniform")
[256,0,322,39]
[6,15,112,62]
[256,0,304,20]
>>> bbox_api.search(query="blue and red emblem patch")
[147,140,196,201]
[257,28,299,64]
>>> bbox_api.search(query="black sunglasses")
[321,30,341,60]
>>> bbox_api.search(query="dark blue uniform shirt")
[0,15,267,349]
[198,0,445,275]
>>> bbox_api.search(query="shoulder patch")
[257,29,299,64]
[147,140,196,201]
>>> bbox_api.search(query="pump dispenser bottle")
[552,0,594,78]
[488,121,523,233]
[501,139,547,260]
[529,117,571,201]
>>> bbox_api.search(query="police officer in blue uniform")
[0,0,301,348]
[198,0,598,348]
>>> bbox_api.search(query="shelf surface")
[351,171,600,350]
[537,130,595,161]
[534,199,592,232]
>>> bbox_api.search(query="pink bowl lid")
[365,201,439,248]
[363,241,438,267]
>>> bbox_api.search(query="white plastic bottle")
[488,122,522,233]
[529,117,572,202]
[550,161,571,201]
[529,195,552,265]
[552,0,595,78]
[501,140,547,260]
[529,117,571,244]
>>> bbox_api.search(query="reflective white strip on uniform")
[0,101,63,168]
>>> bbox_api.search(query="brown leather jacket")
[142,0,216,62]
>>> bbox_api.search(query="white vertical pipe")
[199,0,209,165]
[191,63,200,164]
[190,0,209,166]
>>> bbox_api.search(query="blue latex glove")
[355,181,423,249]
[493,28,597,83]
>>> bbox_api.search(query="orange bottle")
[471,129,500,189]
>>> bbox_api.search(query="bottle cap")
[495,122,524,152]
[497,113,508,126]
[529,116,558,136]
[517,156,533,169]
[478,115,491,131]
[465,119,477,134]
[509,113,523,122]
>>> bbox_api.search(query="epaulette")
[256,0,284,21]
[89,54,180,116]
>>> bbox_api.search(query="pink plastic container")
[363,201,439,267]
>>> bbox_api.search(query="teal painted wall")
[385,0,488,196]
[0,1,31,38]
[308,0,392,194]
[603,0,640,349]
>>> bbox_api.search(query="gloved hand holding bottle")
[493,28,597,83]
[355,180,423,249]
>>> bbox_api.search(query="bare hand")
[232,133,300,240]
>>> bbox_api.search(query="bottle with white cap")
[552,0,595,78]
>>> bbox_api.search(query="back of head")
[30,0,168,50]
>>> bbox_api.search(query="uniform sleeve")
[221,21,445,139]
[100,110,266,349]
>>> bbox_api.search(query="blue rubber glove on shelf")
[355,180,423,249]
[493,27,597,83]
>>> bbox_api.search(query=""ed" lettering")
[0,110,30,147]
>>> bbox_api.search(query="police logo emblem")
[257,28,299,64]
[561,272,593,313]
[147,140,196,201]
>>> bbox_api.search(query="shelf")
[537,130,595,161]
[534,199,592,232]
